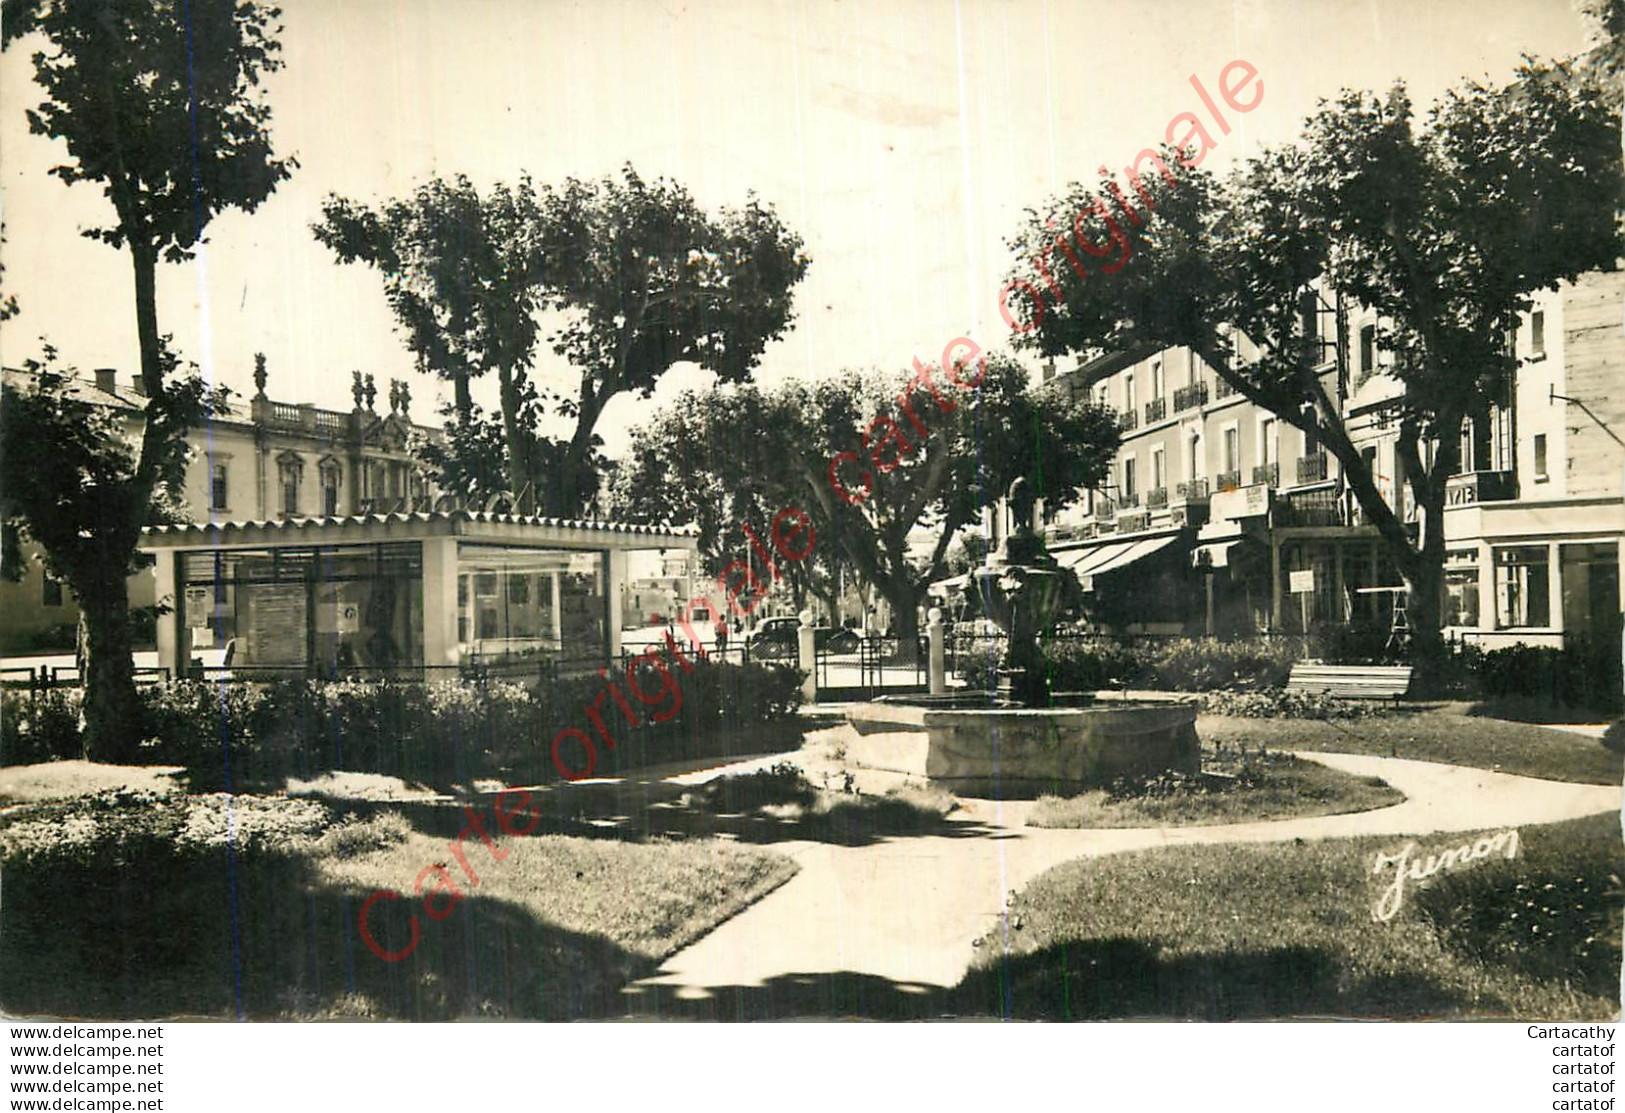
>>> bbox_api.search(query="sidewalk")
[622,750,1620,1005]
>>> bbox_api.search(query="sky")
[0,0,1592,457]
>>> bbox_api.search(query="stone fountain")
[844,478,1199,797]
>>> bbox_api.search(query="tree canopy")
[614,352,1120,641]
[317,165,810,517]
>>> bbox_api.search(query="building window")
[210,464,229,512]
[42,572,63,608]
[1122,457,1138,503]
[1187,430,1201,480]
[1359,324,1376,379]
[320,462,342,517]
[1151,446,1166,491]
[1533,433,1548,482]
[1495,546,1551,629]
[278,456,303,516]
[1222,426,1240,474]
[1530,311,1545,358]
[1151,359,1164,400]
[1124,375,1137,414]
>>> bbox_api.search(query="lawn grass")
[953,812,1622,1020]
[1028,748,1402,829]
[0,793,797,1020]
[1199,703,1623,785]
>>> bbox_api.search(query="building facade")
[1041,272,1625,652]
[0,359,440,653]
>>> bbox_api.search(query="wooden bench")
[1286,663,1414,701]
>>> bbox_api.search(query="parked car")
[746,616,860,658]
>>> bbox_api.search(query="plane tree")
[1004,62,1622,676]
[1,0,294,759]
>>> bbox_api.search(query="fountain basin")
[844,693,1199,797]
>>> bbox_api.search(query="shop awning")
[1056,532,1185,590]
[1089,533,1182,578]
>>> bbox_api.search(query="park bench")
[1285,663,1414,702]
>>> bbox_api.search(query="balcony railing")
[1175,477,1210,501]
[1252,462,1279,487]
[1145,487,1169,510]
[1295,453,1329,485]
[1118,407,1140,431]
[1117,511,1150,534]
[1445,469,1517,507]
[1214,378,1238,400]
[1144,397,1167,424]
[1119,491,1141,509]
[1173,382,1208,412]
[1216,470,1242,492]
[1276,488,1346,528]
[1094,498,1116,521]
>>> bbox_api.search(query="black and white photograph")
[0,0,1621,1104]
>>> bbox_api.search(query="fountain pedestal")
[845,695,1200,797]
[842,478,1200,797]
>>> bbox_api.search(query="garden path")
[623,749,1621,1004]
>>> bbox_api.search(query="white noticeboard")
[1289,569,1315,595]
[185,586,211,626]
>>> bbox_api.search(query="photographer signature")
[1371,829,1521,923]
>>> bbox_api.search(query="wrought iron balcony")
[1145,487,1169,510]
[1175,478,1210,501]
[1117,511,1150,534]
[1214,378,1238,400]
[1295,453,1329,484]
[1144,397,1167,423]
[1252,462,1279,487]
[1276,488,1346,528]
[1216,470,1242,492]
[1094,498,1116,521]
[1118,407,1140,431]
[1119,491,1141,508]
[1445,469,1517,507]
[1173,382,1208,412]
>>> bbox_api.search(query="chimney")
[129,374,146,398]
[94,368,117,394]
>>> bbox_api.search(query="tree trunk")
[495,363,531,510]
[78,568,144,764]
[453,372,473,427]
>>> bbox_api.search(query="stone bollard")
[797,608,818,704]
[927,606,946,696]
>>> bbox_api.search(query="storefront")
[141,510,696,679]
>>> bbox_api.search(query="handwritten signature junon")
[1371,829,1521,923]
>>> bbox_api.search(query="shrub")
[0,789,329,979]
[955,636,1304,694]
[1200,689,1380,720]
[1474,639,1623,714]
[0,688,83,765]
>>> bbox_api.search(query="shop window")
[1444,553,1480,628]
[1495,546,1550,628]
[1561,543,1620,638]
